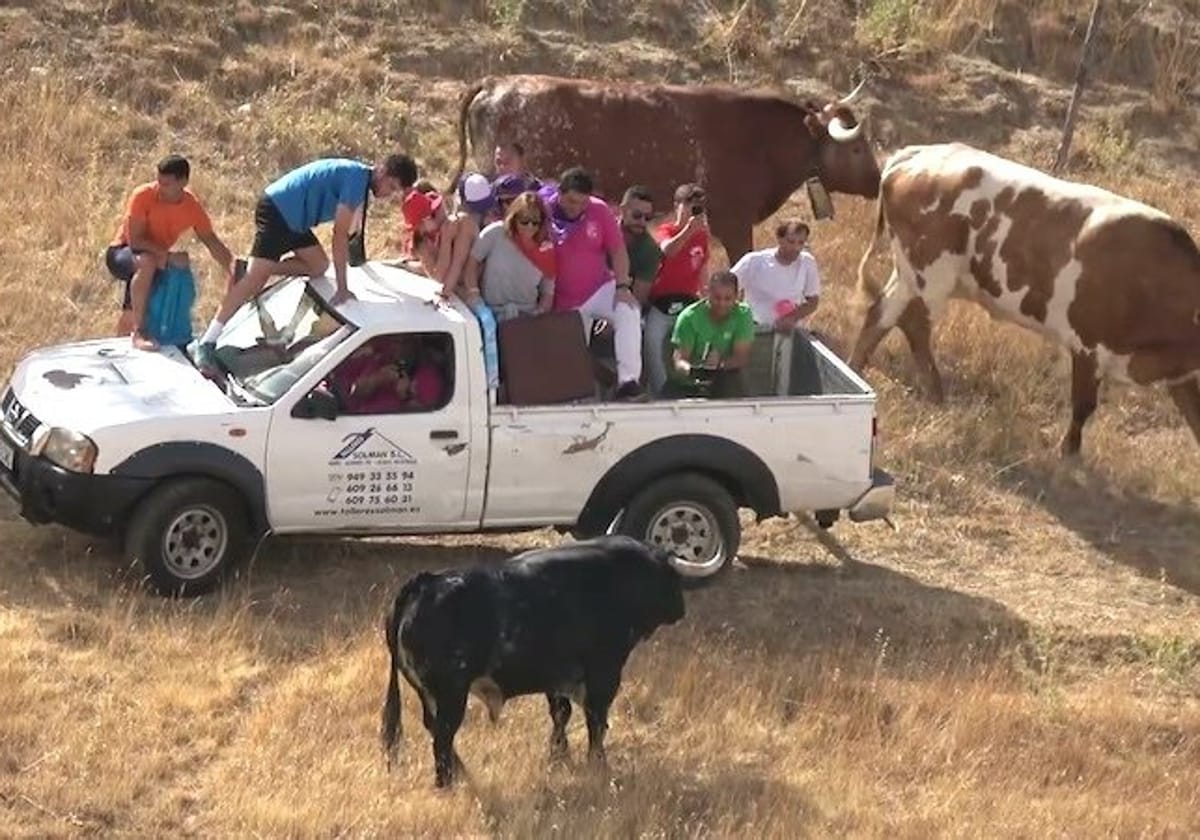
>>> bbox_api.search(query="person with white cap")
[402,173,501,391]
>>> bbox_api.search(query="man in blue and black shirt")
[192,154,419,373]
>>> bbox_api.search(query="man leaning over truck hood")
[190,154,420,378]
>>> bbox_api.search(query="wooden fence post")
[1052,0,1105,174]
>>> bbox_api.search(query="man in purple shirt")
[547,167,644,401]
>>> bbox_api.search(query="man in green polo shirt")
[667,270,755,398]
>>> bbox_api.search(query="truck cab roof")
[320,262,473,336]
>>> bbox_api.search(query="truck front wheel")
[124,478,250,597]
[617,472,741,585]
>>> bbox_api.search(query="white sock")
[199,320,224,345]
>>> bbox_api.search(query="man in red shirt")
[643,183,711,396]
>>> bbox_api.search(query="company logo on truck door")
[317,428,422,519]
[330,429,417,466]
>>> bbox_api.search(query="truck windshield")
[212,277,354,404]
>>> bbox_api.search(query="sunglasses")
[627,210,652,221]
[516,216,543,227]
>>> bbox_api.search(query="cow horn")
[665,552,690,575]
[835,76,868,107]
[828,115,863,142]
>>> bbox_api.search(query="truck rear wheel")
[617,472,740,585]
[124,477,250,597]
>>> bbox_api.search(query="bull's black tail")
[380,593,405,769]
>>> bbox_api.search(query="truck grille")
[1,388,41,446]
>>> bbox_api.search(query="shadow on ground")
[996,459,1200,598]
[0,514,1029,671]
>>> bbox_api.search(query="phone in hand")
[691,204,705,217]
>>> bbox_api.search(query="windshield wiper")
[225,376,267,406]
[305,281,352,327]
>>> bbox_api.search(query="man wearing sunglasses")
[618,185,663,303]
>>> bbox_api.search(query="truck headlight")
[31,427,98,473]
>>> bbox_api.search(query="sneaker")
[614,380,649,402]
[190,341,222,379]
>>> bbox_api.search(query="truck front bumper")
[0,431,152,538]
[846,468,895,523]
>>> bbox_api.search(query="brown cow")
[450,74,881,261]
[849,141,1200,457]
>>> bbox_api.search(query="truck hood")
[10,339,237,433]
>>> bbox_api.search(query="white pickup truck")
[0,262,894,595]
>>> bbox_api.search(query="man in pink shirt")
[332,335,446,414]
[547,167,644,401]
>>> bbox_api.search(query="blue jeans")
[469,297,499,390]
[642,305,676,396]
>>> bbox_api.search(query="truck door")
[264,330,475,532]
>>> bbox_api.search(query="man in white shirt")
[730,220,823,395]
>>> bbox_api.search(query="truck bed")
[482,338,878,527]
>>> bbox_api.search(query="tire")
[617,472,740,586]
[123,477,250,597]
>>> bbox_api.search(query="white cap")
[461,172,493,203]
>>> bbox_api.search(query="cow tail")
[380,593,405,769]
[856,192,888,301]
[448,81,487,194]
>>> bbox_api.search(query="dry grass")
[2,0,1200,836]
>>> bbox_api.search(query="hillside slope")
[1,1,1199,836]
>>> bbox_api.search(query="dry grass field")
[2,0,1200,836]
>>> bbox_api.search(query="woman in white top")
[464,191,557,322]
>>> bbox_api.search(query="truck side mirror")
[292,386,339,421]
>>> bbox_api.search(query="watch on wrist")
[616,282,632,291]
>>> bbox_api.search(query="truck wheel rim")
[646,503,725,576]
[162,506,228,580]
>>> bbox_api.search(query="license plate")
[0,438,13,472]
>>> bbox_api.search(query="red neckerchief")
[514,234,557,279]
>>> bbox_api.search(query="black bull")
[380,535,689,787]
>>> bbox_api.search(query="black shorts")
[104,244,162,310]
[250,195,320,261]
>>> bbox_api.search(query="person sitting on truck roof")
[106,154,236,350]
[665,270,754,399]
[464,190,556,322]
[331,334,447,414]
[547,166,645,402]
[402,173,501,391]
[191,154,420,378]
[730,219,824,397]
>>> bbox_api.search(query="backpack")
[145,264,196,348]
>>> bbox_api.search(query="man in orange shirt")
[106,155,235,349]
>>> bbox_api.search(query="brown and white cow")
[849,142,1200,456]
[450,74,881,261]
